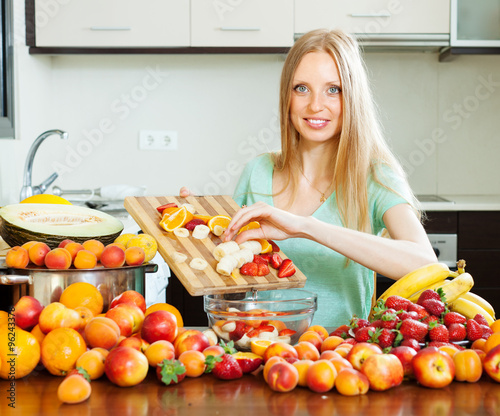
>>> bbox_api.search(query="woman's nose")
[308,91,325,112]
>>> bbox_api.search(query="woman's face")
[289,51,343,144]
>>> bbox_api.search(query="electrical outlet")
[139,130,178,151]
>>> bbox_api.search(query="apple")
[483,344,500,382]
[110,290,146,313]
[233,351,264,373]
[38,302,82,334]
[390,346,417,377]
[173,329,210,357]
[361,353,404,391]
[412,346,455,388]
[346,342,383,371]
[14,296,44,331]
[104,346,149,387]
[141,310,178,344]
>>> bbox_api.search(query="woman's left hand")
[223,201,305,244]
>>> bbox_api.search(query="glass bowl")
[204,289,317,351]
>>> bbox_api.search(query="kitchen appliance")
[0,260,157,312]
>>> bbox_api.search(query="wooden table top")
[2,367,500,416]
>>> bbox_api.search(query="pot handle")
[0,275,33,285]
[144,263,158,273]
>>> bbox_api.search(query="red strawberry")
[268,240,280,252]
[421,299,446,317]
[417,289,441,306]
[184,218,206,231]
[481,324,493,340]
[350,317,370,333]
[156,202,178,214]
[374,328,396,349]
[448,323,466,342]
[228,321,252,342]
[428,322,449,342]
[330,324,350,339]
[210,354,243,380]
[443,311,467,327]
[399,319,428,342]
[269,253,283,269]
[400,338,421,352]
[354,326,375,343]
[256,263,270,276]
[371,319,383,328]
[156,359,186,385]
[253,254,271,264]
[381,312,399,330]
[422,315,439,325]
[408,303,430,320]
[385,296,412,312]
[466,319,483,342]
[240,262,258,276]
[398,311,419,321]
[342,337,357,345]
[474,314,489,326]
[277,259,295,278]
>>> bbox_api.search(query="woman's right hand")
[179,186,192,198]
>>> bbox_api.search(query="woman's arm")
[224,202,437,280]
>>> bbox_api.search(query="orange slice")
[256,239,272,254]
[161,206,180,217]
[193,214,212,223]
[237,221,260,234]
[160,206,193,232]
[207,215,231,233]
[250,339,274,357]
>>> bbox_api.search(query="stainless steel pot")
[0,260,158,311]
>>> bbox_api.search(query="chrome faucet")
[19,129,69,201]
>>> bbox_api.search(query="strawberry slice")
[277,259,295,278]
[184,219,206,231]
[247,325,275,338]
[279,328,297,337]
[270,253,283,269]
[257,263,270,276]
[240,262,258,276]
[156,202,178,214]
[228,321,253,342]
[253,254,271,264]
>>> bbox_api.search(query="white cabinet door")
[191,0,294,47]
[35,0,190,47]
[295,0,450,35]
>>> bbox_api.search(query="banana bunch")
[377,260,496,323]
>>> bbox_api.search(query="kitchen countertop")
[420,195,500,212]
[3,367,500,415]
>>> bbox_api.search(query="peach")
[263,341,299,363]
[346,342,383,371]
[28,242,50,266]
[100,245,126,268]
[306,325,329,341]
[141,310,178,344]
[328,357,354,373]
[84,316,121,350]
[92,347,110,359]
[107,242,126,251]
[306,359,338,393]
[334,343,353,358]
[118,336,143,351]
[202,344,225,358]
[58,239,75,248]
[320,350,343,360]
[145,340,175,367]
[174,329,211,358]
[266,361,299,392]
[38,302,82,333]
[125,246,146,266]
[263,356,286,383]
[294,341,320,361]
[82,239,105,261]
[21,240,38,251]
[104,346,149,387]
[73,250,98,269]
[76,349,106,380]
[75,306,94,330]
[178,350,207,377]
[105,303,144,337]
[14,295,44,331]
[5,246,29,269]
[335,368,370,396]
[64,242,85,261]
[298,331,323,351]
[44,248,72,269]
[110,290,146,313]
[321,335,345,352]
[292,359,314,387]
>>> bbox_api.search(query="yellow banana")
[435,272,474,304]
[378,263,450,302]
[461,291,496,320]
[449,297,495,325]
[408,279,450,303]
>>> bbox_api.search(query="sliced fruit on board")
[0,203,124,248]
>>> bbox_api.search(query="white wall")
[2,3,500,206]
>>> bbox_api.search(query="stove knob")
[433,247,440,257]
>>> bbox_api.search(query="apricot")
[145,340,175,367]
[44,248,72,269]
[266,361,299,392]
[334,343,353,358]
[107,242,126,251]
[263,356,287,383]
[321,335,345,352]
[306,325,329,341]
[328,357,354,373]
[64,242,85,261]
[84,317,121,350]
[125,246,146,266]
[118,336,143,351]
[298,331,323,351]
[100,245,126,268]
[82,239,105,261]
[73,250,98,269]
[335,368,370,396]
[320,350,343,360]
[292,359,314,387]
[5,246,29,269]
[306,359,337,393]
[58,239,75,249]
[28,242,50,266]
[178,350,206,377]
[21,241,38,251]
[294,341,320,361]
[57,373,91,404]
[263,341,299,363]
[76,349,106,380]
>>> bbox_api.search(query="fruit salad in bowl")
[204,289,317,351]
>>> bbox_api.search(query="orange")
[207,215,231,233]
[41,327,87,376]
[250,339,274,357]
[193,214,212,222]
[484,331,500,353]
[256,239,272,254]
[59,282,104,316]
[57,373,91,404]
[0,311,8,326]
[490,319,500,333]
[161,206,181,217]
[160,206,193,232]
[0,324,40,379]
[237,221,260,234]
[145,303,184,328]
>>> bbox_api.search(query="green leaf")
[219,339,237,354]
[204,354,223,373]
[157,359,186,385]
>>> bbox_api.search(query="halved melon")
[0,204,124,248]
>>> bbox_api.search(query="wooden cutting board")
[124,196,307,296]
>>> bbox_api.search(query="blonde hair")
[273,28,419,233]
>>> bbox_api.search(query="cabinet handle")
[350,13,391,18]
[220,27,261,32]
[90,26,132,31]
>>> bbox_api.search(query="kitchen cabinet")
[451,0,500,47]
[191,0,294,47]
[33,0,190,48]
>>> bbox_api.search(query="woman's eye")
[294,85,308,93]
[328,86,341,94]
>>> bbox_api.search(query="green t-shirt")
[233,154,410,329]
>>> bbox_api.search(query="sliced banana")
[216,254,239,276]
[233,248,254,267]
[173,227,189,238]
[171,251,187,263]
[192,224,210,239]
[212,225,226,237]
[189,257,208,270]
[180,203,196,214]
[213,241,240,261]
[239,240,262,255]
[203,329,218,346]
